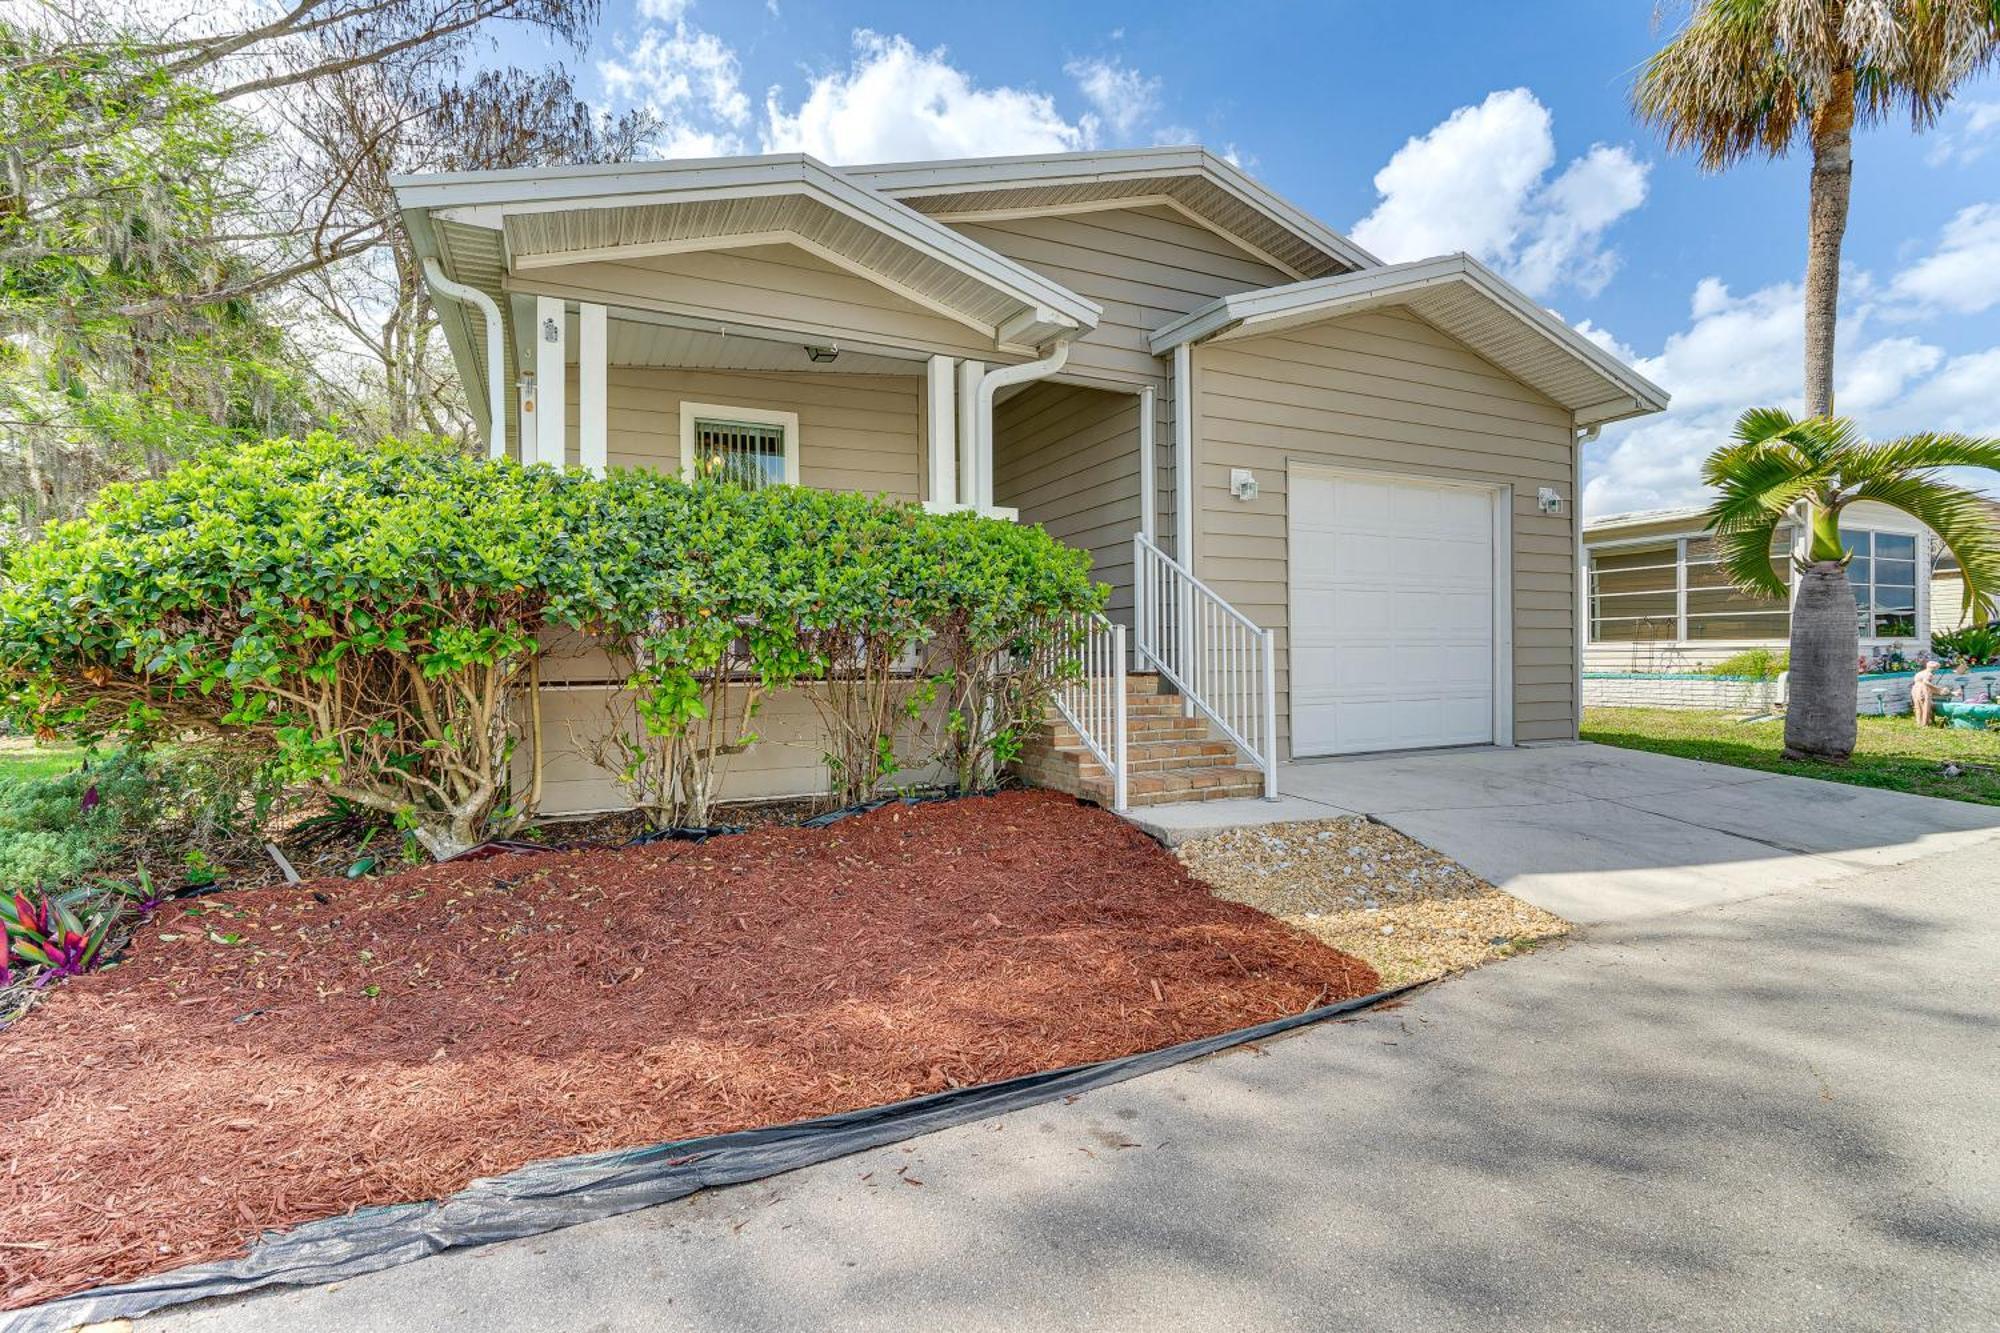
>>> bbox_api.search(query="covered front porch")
[397,155,1109,519]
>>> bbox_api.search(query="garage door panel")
[1290,469,1498,757]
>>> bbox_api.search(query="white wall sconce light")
[1230,467,1259,501]
[1537,486,1564,515]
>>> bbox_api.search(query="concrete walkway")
[148,836,2000,1332]
[1130,742,2000,922]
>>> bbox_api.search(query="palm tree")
[1637,2,2000,417]
[1703,408,2000,760]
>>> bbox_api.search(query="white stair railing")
[1045,612,1129,812]
[1133,532,1278,799]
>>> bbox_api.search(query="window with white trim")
[678,402,799,491]
[1843,529,1918,639]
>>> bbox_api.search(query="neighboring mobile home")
[393,148,1668,814]
[1582,502,1971,676]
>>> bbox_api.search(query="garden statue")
[1910,660,1950,727]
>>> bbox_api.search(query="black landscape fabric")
[11,981,1421,1333]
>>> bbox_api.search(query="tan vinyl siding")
[994,382,1142,620]
[561,365,923,498]
[1192,307,1581,752]
[948,205,1291,390]
[515,242,1001,361]
[524,686,900,816]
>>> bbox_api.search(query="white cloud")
[599,17,751,157]
[598,19,1183,165]
[1924,99,2000,166]
[1835,336,1944,414]
[1899,348,2000,436]
[1887,203,2000,316]
[763,31,1087,162]
[1629,278,1805,413]
[1066,57,1160,142]
[1350,88,1649,298]
[1580,278,1986,517]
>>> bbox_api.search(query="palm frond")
[1836,432,2000,487]
[1847,472,2000,623]
[1634,0,1801,169]
[1706,507,1794,601]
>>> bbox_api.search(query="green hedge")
[0,435,1102,849]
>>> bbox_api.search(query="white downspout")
[423,257,507,460]
[1172,342,1195,719]
[1574,422,1600,741]
[973,338,1073,510]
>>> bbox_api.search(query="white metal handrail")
[1133,532,1278,799]
[1046,612,1129,812]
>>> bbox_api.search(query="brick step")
[1039,715,1211,748]
[1076,763,1266,807]
[1050,708,1204,735]
[1039,740,1241,778]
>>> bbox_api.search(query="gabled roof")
[1148,254,1670,427]
[394,153,1100,342]
[846,147,1378,280]
[393,155,1108,435]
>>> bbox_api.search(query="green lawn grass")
[1582,707,2000,806]
[0,739,85,784]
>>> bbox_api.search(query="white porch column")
[534,295,568,468]
[577,302,608,476]
[956,359,984,507]
[516,377,538,462]
[1138,385,1157,541]
[1172,343,1194,567]
[925,354,957,507]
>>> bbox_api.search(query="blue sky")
[491,1,2000,516]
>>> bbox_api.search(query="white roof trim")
[393,154,1101,335]
[1582,506,1709,535]
[845,146,1380,274]
[1148,254,1671,424]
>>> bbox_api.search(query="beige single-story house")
[392,147,1669,814]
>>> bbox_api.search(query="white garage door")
[1290,470,1500,756]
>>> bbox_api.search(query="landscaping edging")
[9,980,1421,1333]
[1582,663,2000,715]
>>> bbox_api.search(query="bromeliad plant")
[2,888,116,983]
[1700,409,2000,761]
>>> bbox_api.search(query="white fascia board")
[1582,506,1710,538]
[1148,254,1671,418]
[849,146,1378,273]
[393,155,1100,334]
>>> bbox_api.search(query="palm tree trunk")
[1784,561,1859,762]
[1802,66,1855,419]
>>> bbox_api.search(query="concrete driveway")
[1133,741,2000,922]
[147,833,2000,1332]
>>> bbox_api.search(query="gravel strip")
[1178,817,1571,986]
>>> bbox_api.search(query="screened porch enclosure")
[1588,528,1795,644]
[1588,522,1925,648]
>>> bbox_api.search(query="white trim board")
[679,401,801,485]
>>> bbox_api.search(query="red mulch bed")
[0,791,1378,1309]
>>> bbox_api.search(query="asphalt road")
[148,831,2000,1332]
